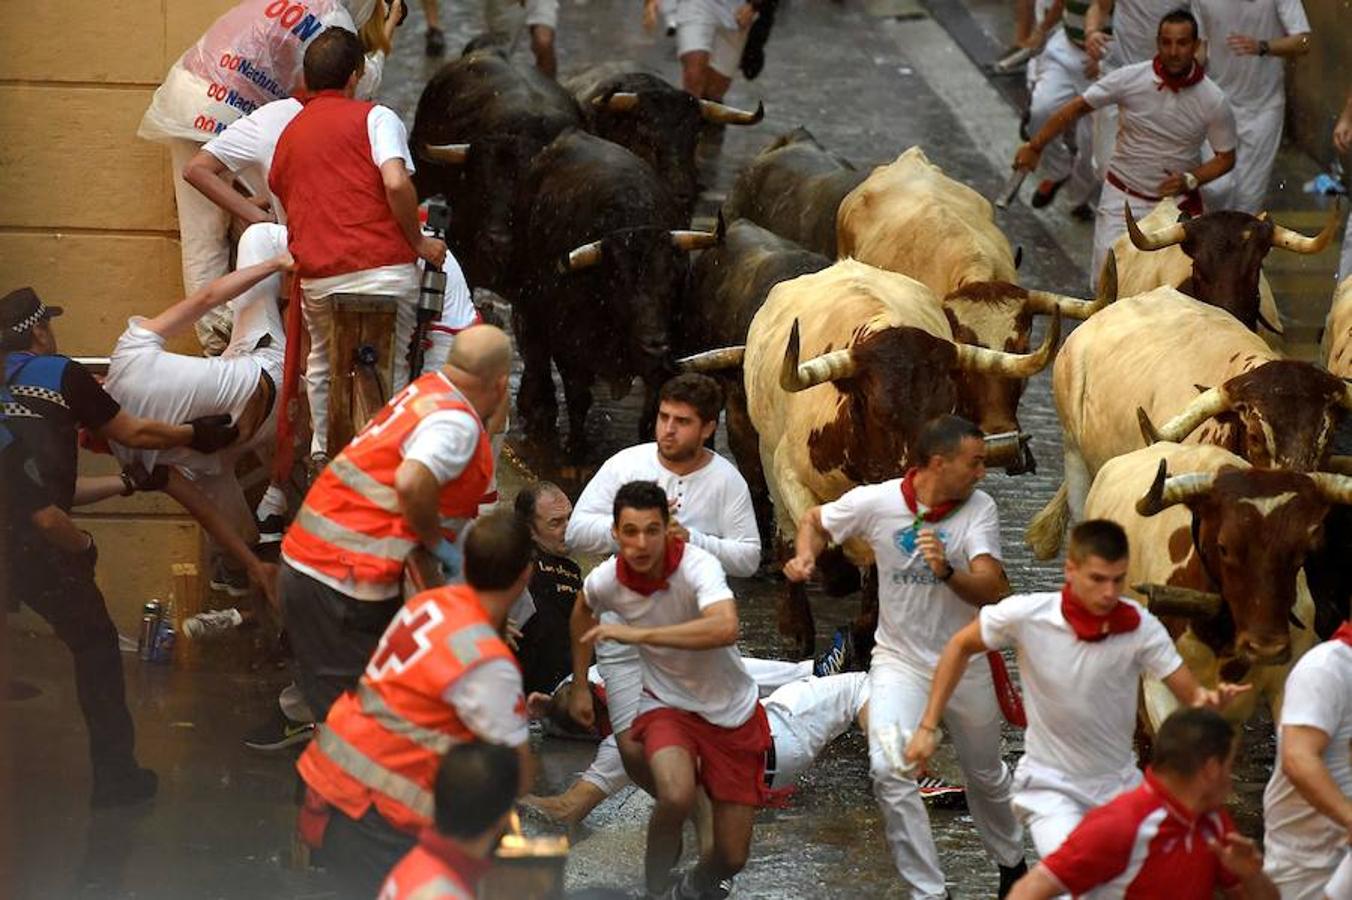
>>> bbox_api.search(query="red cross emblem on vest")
[367,602,445,679]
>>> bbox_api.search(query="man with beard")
[1013,9,1236,289]
[513,481,583,694]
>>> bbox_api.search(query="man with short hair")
[297,511,535,898]
[1,287,237,806]
[568,480,766,898]
[280,324,511,719]
[1008,707,1279,899]
[268,27,448,465]
[1015,9,1237,289]
[907,519,1247,861]
[377,742,522,899]
[512,481,583,694]
[786,414,1026,899]
[1260,615,1352,898]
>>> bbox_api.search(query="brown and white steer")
[742,258,1058,655]
[1323,275,1352,379]
[1027,287,1352,559]
[836,146,1112,471]
[1116,198,1340,333]
[1082,442,1352,728]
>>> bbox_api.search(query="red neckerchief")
[900,468,963,525]
[416,828,494,887]
[1333,621,1352,648]
[1060,583,1141,642]
[616,538,685,596]
[1153,56,1205,92]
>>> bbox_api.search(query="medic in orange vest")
[298,511,536,898]
[278,324,512,721]
[377,742,522,900]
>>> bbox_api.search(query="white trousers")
[765,671,869,788]
[169,138,236,355]
[1266,845,1346,900]
[1202,104,1283,214]
[867,658,1023,899]
[1029,31,1095,207]
[1339,210,1352,284]
[1010,759,1141,857]
[1091,178,1162,293]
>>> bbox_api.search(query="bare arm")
[514,743,537,797]
[1161,149,1237,195]
[138,253,292,341]
[380,158,446,267]
[1225,31,1310,59]
[1016,96,1095,170]
[583,598,740,650]
[72,475,129,506]
[96,410,192,450]
[1162,663,1251,711]
[1007,864,1066,900]
[1279,724,1352,837]
[165,469,278,609]
[1084,0,1114,60]
[784,506,830,582]
[30,505,93,555]
[182,149,273,227]
[567,593,601,727]
[905,619,990,765]
[394,459,443,549]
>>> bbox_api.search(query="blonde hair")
[358,2,390,56]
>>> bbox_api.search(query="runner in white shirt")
[641,0,755,109]
[785,415,1025,899]
[567,480,768,899]
[1194,0,1311,212]
[906,519,1246,861]
[1024,0,1098,217]
[522,659,869,826]
[1262,621,1352,899]
[1326,850,1352,900]
[1015,9,1236,289]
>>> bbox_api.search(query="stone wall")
[0,0,236,632]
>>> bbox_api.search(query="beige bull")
[1323,275,1352,379]
[1082,442,1352,728]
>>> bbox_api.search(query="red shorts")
[630,703,776,807]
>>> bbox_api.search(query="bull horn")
[779,319,857,392]
[1309,471,1352,506]
[564,240,604,271]
[1136,459,1217,516]
[954,309,1060,378]
[1125,201,1186,251]
[671,229,719,252]
[422,142,470,164]
[1133,583,1223,619]
[1140,385,1231,444]
[676,346,745,372]
[699,98,765,125]
[1026,255,1118,320]
[1271,201,1341,255]
[595,91,641,112]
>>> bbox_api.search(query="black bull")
[513,130,717,457]
[723,127,869,259]
[410,50,582,294]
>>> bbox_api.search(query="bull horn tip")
[1137,458,1170,516]
[1137,406,1162,445]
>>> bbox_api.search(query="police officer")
[1,287,238,806]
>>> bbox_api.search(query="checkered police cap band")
[9,304,50,335]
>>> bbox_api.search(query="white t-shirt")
[401,410,480,485]
[1327,850,1352,899]
[298,105,420,298]
[819,482,1002,670]
[566,443,761,577]
[1195,0,1309,113]
[203,97,301,224]
[582,544,758,728]
[1104,0,1197,69]
[104,317,273,473]
[1262,640,1352,868]
[980,591,1183,780]
[445,657,529,746]
[1084,60,1238,198]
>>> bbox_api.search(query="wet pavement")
[8,0,1346,896]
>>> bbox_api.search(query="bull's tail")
[1026,481,1069,560]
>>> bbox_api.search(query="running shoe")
[917,774,967,810]
[256,513,286,544]
[243,711,315,752]
[425,26,446,56]
[1069,202,1095,222]
[998,859,1028,899]
[183,608,244,640]
[1031,177,1068,209]
[209,560,251,598]
[813,625,854,677]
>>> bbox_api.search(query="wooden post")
[171,562,202,668]
[326,293,398,453]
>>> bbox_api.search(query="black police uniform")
[2,350,143,791]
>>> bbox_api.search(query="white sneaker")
[183,608,244,640]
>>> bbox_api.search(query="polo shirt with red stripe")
[1042,768,1240,898]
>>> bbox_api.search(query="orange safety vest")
[298,584,520,833]
[282,371,494,588]
[377,831,490,900]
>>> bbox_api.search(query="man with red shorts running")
[567,480,770,899]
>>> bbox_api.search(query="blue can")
[151,619,175,664]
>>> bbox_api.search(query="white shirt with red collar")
[1040,769,1241,898]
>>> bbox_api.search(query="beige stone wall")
[1,0,238,627]
[1283,0,1352,165]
